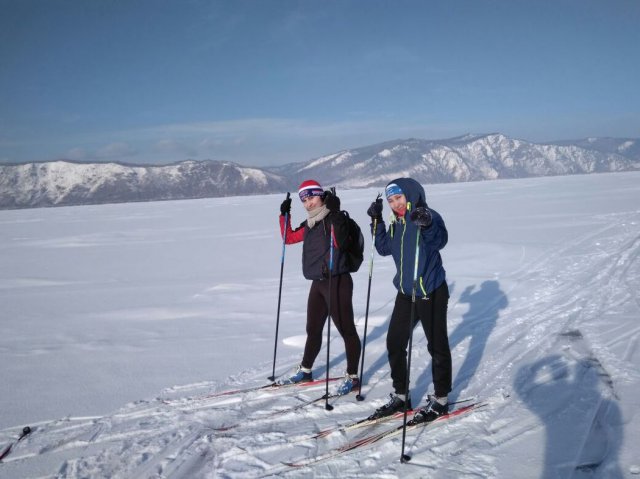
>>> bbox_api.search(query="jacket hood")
[386,178,427,211]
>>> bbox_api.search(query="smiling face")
[302,195,324,211]
[387,193,408,217]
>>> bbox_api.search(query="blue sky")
[1,0,639,166]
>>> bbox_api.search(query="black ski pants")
[387,281,452,398]
[302,273,361,375]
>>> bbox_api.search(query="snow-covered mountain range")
[281,133,640,188]
[1,133,638,209]
[0,160,287,209]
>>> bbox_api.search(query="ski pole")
[324,221,335,411]
[0,426,31,462]
[400,227,421,463]
[356,194,381,401]
[268,192,290,382]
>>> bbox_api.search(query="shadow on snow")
[515,353,624,478]
[414,279,507,404]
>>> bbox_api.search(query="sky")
[1,0,639,167]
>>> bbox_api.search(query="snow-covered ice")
[1,172,639,478]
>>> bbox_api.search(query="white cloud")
[57,118,477,166]
[66,147,88,161]
[138,118,440,140]
[154,139,197,157]
[64,143,137,162]
[96,142,138,159]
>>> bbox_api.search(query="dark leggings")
[302,274,361,375]
[387,281,452,397]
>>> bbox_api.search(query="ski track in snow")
[1,174,639,478]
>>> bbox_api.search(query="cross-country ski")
[160,376,342,405]
[280,402,485,470]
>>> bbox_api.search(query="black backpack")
[341,211,365,273]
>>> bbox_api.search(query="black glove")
[280,197,292,216]
[367,196,383,220]
[410,206,432,229]
[323,190,340,212]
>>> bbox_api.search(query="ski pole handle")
[280,192,291,263]
[368,194,381,277]
[368,217,377,277]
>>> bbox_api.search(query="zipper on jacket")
[399,218,407,294]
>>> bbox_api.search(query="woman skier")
[366,177,452,424]
[278,179,362,395]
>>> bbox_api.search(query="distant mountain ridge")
[280,133,639,188]
[0,160,287,209]
[1,133,638,209]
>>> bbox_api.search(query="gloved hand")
[367,196,383,220]
[410,206,432,229]
[323,190,341,212]
[280,197,292,216]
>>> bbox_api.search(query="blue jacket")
[373,178,448,297]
